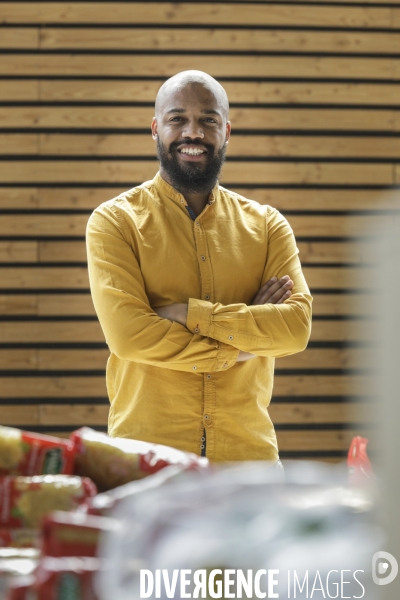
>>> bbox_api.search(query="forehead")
[158,82,225,115]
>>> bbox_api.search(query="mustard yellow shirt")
[86,173,312,462]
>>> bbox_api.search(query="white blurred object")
[375,213,400,600]
[96,461,379,600]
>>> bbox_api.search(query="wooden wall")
[1,1,399,461]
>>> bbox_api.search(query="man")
[86,70,312,463]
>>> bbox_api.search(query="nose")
[182,119,204,139]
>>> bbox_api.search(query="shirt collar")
[152,172,220,211]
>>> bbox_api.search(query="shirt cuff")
[186,298,214,337]
[187,298,239,371]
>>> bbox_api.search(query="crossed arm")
[153,275,294,362]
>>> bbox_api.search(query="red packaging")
[71,427,209,491]
[347,436,374,484]
[0,529,38,549]
[0,426,75,476]
[33,556,99,600]
[0,476,97,529]
[41,511,119,558]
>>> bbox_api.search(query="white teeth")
[180,148,204,156]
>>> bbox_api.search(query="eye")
[204,118,217,123]
[170,116,184,122]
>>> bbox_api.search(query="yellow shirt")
[86,173,312,462]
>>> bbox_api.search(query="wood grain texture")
[276,430,370,452]
[1,107,396,132]
[0,374,374,398]
[39,80,400,106]
[1,54,398,80]
[1,188,395,212]
[0,3,393,27]
[0,293,372,318]
[38,27,400,54]
[0,319,373,344]
[0,264,376,290]
[0,376,107,398]
[0,27,38,49]
[30,133,400,159]
[269,401,373,425]
[1,240,371,265]
[0,160,393,186]
[0,347,373,372]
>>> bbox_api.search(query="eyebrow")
[166,108,222,116]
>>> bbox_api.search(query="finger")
[276,290,292,304]
[258,277,293,304]
[265,280,294,304]
[251,277,277,303]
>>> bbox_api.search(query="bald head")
[155,70,229,119]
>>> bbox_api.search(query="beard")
[156,138,226,195]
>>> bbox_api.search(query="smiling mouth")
[177,146,207,156]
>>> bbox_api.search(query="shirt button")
[200,444,205,450]
[205,295,210,300]
[228,335,234,341]
[223,362,228,368]
[180,199,185,204]
[192,366,197,370]
[201,255,206,261]
[194,327,200,333]
[201,437,206,442]
[206,374,211,380]
[204,414,210,420]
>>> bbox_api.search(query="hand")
[251,275,293,306]
[153,303,188,326]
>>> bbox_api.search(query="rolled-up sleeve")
[86,205,239,372]
[186,207,312,358]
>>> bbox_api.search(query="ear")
[151,117,158,141]
[225,120,231,145]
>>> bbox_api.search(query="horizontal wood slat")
[4,133,400,159]
[0,240,375,265]
[32,81,400,106]
[0,213,393,238]
[0,3,394,28]
[2,107,398,133]
[0,320,375,343]
[1,188,398,211]
[0,265,376,290]
[0,293,374,318]
[0,374,376,398]
[0,160,394,186]
[276,430,371,452]
[0,347,375,371]
[0,402,374,427]
[31,28,400,54]
[1,54,399,80]
[0,28,38,49]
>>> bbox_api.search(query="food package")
[347,436,374,485]
[0,529,38,549]
[0,426,75,476]
[70,427,209,491]
[83,464,198,516]
[0,476,97,529]
[41,511,120,558]
[33,556,100,600]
